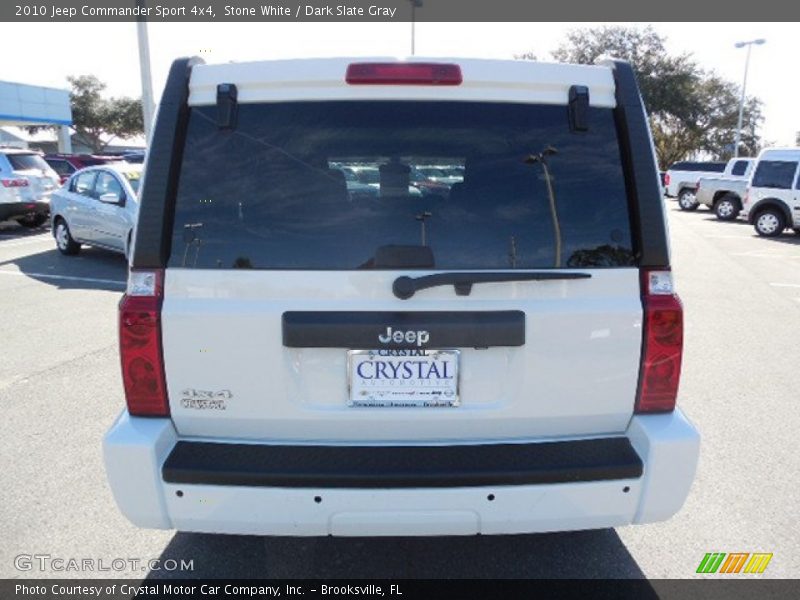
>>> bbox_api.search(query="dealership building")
[0,80,73,152]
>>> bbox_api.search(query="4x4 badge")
[180,388,232,411]
[181,388,233,400]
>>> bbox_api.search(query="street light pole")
[409,0,422,56]
[525,147,561,267]
[136,0,156,144]
[733,38,765,158]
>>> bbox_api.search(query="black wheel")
[793,228,800,236]
[54,218,80,255]
[678,188,699,211]
[714,194,741,221]
[18,214,48,228]
[753,208,786,238]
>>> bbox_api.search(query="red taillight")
[636,269,683,413]
[1,178,29,188]
[119,270,169,417]
[346,62,462,85]
[664,173,671,186]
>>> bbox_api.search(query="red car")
[44,154,124,184]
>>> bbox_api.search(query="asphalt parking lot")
[1,204,799,580]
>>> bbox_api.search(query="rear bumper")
[103,409,699,536]
[162,437,643,489]
[0,200,49,221]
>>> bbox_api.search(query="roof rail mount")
[568,85,589,133]
[217,83,238,130]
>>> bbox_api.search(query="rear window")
[751,161,799,190]
[45,159,74,176]
[170,101,634,270]
[8,153,50,171]
[731,160,749,176]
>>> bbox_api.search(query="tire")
[714,194,741,221]
[793,228,800,236]
[753,208,786,238]
[54,219,80,255]
[678,188,699,211]
[18,214,48,228]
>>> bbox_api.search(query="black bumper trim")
[0,201,49,221]
[162,437,643,489]
[282,310,525,349]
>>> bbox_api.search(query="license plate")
[348,349,460,408]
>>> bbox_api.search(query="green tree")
[549,26,763,167]
[29,75,144,153]
[67,75,144,153]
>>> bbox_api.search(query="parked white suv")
[0,147,60,227]
[743,148,800,237]
[103,56,700,537]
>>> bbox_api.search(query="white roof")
[188,57,617,108]
[758,147,800,161]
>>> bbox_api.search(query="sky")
[1,21,797,145]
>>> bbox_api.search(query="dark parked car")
[44,154,124,184]
[122,151,146,164]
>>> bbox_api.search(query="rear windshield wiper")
[393,271,592,299]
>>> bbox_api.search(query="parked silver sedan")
[50,163,141,258]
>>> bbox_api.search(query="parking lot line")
[769,282,800,288]
[0,269,125,287]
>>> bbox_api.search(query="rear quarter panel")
[49,190,69,224]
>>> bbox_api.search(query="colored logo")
[696,552,772,574]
